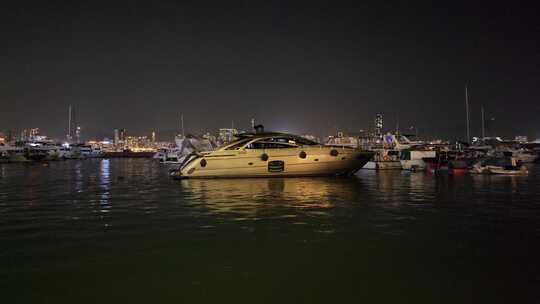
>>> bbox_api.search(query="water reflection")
[99,159,111,212]
[179,177,365,218]
[470,173,530,195]
[356,170,438,205]
[74,161,83,193]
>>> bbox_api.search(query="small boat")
[363,149,402,170]
[400,149,436,171]
[470,157,528,175]
[448,159,469,175]
[171,130,373,179]
[423,150,473,174]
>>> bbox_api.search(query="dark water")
[1,159,539,303]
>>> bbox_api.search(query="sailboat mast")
[68,105,72,140]
[481,105,485,139]
[465,84,470,143]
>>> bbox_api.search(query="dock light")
[62,142,70,148]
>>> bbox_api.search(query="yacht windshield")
[222,134,318,150]
[268,136,318,146]
[223,138,253,150]
[245,136,318,149]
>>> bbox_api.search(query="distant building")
[119,129,126,141]
[151,131,156,143]
[124,136,155,152]
[114,129,119,144]
[20,129,28,141]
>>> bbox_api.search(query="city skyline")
[2,2,539,140]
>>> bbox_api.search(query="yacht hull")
[176,147,373,179]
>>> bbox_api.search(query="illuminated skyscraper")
[118,129,127,144]
[114,129,119,144]
[29,128,40,140]
[375,114,383,136]
[151,131,156,143]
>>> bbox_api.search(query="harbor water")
[1,159,539,303]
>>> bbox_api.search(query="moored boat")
[400,149,436,171]
[171,131,373,179]
[448,159,469,175]
[0,144,28,163]
[363,149,402,170]
[470,157,528,175]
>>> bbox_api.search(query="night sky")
[1,1,539,140]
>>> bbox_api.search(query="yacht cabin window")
[245,141,297,149]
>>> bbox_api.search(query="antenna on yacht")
[395,114,400,135]
[465,84,471,143]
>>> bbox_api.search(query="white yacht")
[12,141,60,161]
[155,135,216,164]
[88,146,104,158]
[172,131,373,179]
[67,144,102,158]
[0,144,27,162]
[58,146,75,159]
